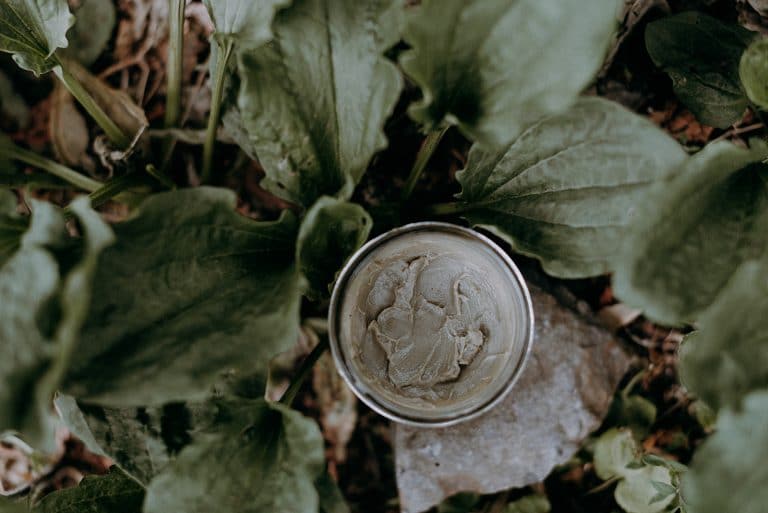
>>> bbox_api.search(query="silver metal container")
[328,222,534,427]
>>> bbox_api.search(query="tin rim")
[328,221,535,428]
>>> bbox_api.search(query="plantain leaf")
[297,196,372,299]
[0,0,74,75]
[0,197,112,452]
[614,141,768,324]
[679,258,768,410]
[400,0,619,148]
[682,391,768,513]
[645,12,757,128]
[740,38,768,111]
[204,0,290,49]
[34,467,144,513]
[237,0,403,206]
[143,398,324,513]
[61,188,302,407]
[454,97,687,277]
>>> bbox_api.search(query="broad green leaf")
[645,12,757,128]
[0,189,26,266]
[62,0,116,66]
[143,399,324,513]
[0,198,112,452]
[679,259,768,410]
[606,394,657,441]
[400,0,619,148]
[593,428,638,480]
[316,472,350,513]
[740,38,768,110]
[297,196,372,299]
[682,391,768,513]
[614,141,768,324]
[204,0,290,48]
[34,467,144,513]
[455,97,687,277]
[62,188,302,407]
[504,495,551,513]
[615,465,674,513]
[0,0,73,75]
[237,0,403,206]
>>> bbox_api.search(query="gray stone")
[394,281,631,513]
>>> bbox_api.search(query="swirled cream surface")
[337,229,530,421]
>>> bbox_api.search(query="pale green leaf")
[143,399,324,513]
[740,38,768,111]
[593,428,638,480]
[34,467,144,513]
[614,141,768,324]
[679,259,768,410]
[400,0,619,148]
[0,0,74,75]
[682,391,768,513]
[297,196,372,299]
[62,0,116,66]
[504,495,551,513]
[237,0,403,206]
[455,97,687,277]
[645,12,756,128]
[62,188,302,407]
[204,0,290,48]
[615,465,675,513]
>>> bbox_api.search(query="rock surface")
[394,279,632,513]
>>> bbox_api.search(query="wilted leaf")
[63,0,116,66]
[682,391,768,513]
[740,38,768,111]
[144,399,324,513]
[237,0,403,206]
[455,97,686,277]
[614,141,768,324]
[0,198,112,452]
[645,12,756,128]
[34,467,144,513]
[0,0,74,75]
[679,259,768,410]
[49,83,92,169]
[400,0,619,148]
[297,197,372,299]
[62,188,302,407]
[593,428,638,480]
[504,495,551,513]
[615,465,674,513]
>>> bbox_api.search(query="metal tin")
[328,222,534,427]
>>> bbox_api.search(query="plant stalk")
[401,126,449,201]
[165,0,186,129]
[2,143,102,192]
[201,39,235,183]
[54,64,132,150]
[279,337,329,406]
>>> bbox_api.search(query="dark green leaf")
[607,394,657,441]
[740,38,768,110]
[316,472,350,513]
[614,141,768,324]
[645,12,756,128]
[62,188,302,407]
[297,197,372,299]
[504,495,551,513]
[682,391,768,513]
[455,97,686,277]
[437,493,480,513]
[62,0,116,66]
[237,0,403,206]
[0,0,73,75]
[679,259,768,410]
[0,499,29,513]
[144,399,324,513]
[400,0,619,148]
[34,467,143,513]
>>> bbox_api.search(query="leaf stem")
[401,126,449,201]
[427,201,471,216]
[62,174,147,220]
[165,0,186,129]
[279,336,329,406]
[54,63,132,150]
[1,142,102,192]
[201,39,235,183]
